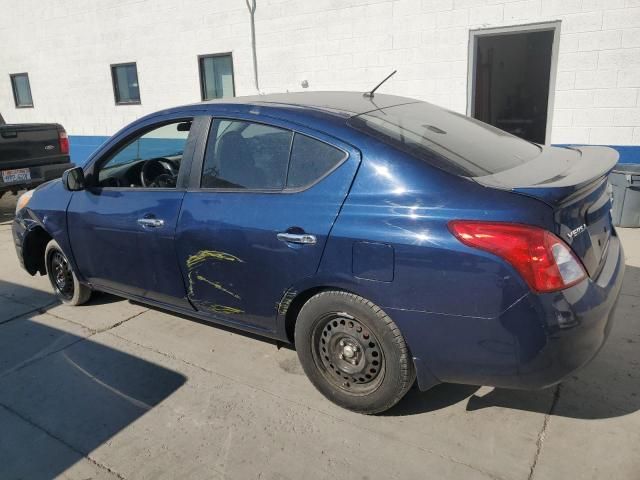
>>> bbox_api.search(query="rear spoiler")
[474,145,619,206]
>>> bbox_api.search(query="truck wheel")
[45,240,91,306]
[295,291,415,414]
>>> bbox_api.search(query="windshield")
[348,102,542,177]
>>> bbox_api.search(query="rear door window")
[286,134,346,188]
[201,120,293,189]
[348,102,541,177]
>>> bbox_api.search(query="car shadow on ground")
[136,264,639,421]
[0,281,186,480]
[387,265,640,420]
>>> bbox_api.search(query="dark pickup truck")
[0,113,73,197]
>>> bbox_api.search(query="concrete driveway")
[0,192,639,480]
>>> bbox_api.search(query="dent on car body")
[199,302,245,315]
[186,249,245,313]
[192,273,241,300]
[277,287,299,315]
[186,250,244,269]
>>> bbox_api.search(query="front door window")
[97,120,192,188]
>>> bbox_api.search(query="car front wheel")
[45,239,91,306]
[295,291,415,414]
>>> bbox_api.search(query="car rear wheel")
[45,239,91,306]
[295,291,415,414]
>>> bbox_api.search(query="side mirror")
[62,166,85,191]
[177,121,192,132]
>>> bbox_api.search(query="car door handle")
[277,232,317,245]
[137,218,165,228]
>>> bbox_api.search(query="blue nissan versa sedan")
[13,92,624,414]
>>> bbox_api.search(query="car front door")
[67,115,206,309]
[176,117,360,332]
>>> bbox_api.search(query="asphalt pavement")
[0,191,638,480]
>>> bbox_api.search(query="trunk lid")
[475,145,618,277]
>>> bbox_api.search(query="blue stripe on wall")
[69,135,185,166]
[69,135,109,166]
[605,145,640,164]
[70,135,640,167]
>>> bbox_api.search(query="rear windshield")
[348,102,542,177]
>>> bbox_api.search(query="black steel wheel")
[48,250,74,301]
[312,312,385,395]
[44,240,92,306]
[295,291,415,414]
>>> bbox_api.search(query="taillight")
[59,129,69,154]
[448,221,586,293]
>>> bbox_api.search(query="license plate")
[1,168,31,183]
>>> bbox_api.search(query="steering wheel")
[140,158,177,187]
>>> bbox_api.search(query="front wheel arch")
[22,226,52,275]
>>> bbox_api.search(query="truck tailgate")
[0,123,66,169]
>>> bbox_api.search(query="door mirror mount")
[62,167,85,191]
[177,121,192,132]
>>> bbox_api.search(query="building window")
[10,73,33,108]
[111,62,141,105]
[199,54,235,100]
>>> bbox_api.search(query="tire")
[295,291,415,414]
[45,239,91,306]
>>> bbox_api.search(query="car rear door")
[176,116,360,332]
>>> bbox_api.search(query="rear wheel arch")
[282,285,389,345]
[283,283,381,345]
[284,286,347,344]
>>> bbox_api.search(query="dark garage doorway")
[469,23,559,144]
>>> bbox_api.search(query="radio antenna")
[363,70,397,98]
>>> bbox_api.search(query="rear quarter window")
[348,102,541,177]
[286,134,346,189]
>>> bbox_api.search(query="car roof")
[210,91,415,114]
[170,91,419,121]
[134,91,420,141]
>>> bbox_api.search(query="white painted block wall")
[1,0,639,146]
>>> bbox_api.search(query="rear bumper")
[513,233,624,389]
[389,232,625,391]
[0,159,73,192]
